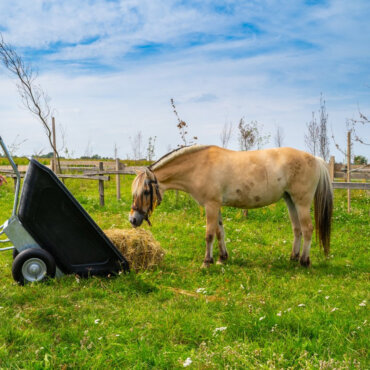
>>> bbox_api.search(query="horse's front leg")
[201,202,220,268]
[216,211,228,265]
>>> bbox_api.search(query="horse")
[129,145,333,268]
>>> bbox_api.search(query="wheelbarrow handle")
[0,136,21,217]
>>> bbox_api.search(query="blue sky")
[0,0,369,159]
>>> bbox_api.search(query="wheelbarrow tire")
[12,248,19,260]
[12,249,56,285]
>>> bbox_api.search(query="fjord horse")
[129,146,333,268]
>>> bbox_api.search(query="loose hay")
[104,228,165,272]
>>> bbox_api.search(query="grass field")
[0,173,368,368]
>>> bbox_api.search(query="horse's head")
[129,168,162,227]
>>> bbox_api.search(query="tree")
[238,118,269,151]
[8,135,27,156]
[305,94,330,159]
[129,131,143,160]
[0,33,62,172]
[274,125,284,148]
[318,94,330,160]
[305,112,320,156]
[331,108,369,161]
[354,155,367,165]
[220,121,233,148]
[346,110,369,146]
[146,136,156,161]
[171,98,197,147]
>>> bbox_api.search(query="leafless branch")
[0,32,62,172]
[220,121,233,148]
[170,98,197,147]
[274,125,284,148]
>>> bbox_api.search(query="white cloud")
[0,0,369,159]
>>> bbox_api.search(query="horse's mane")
[149,145,210,171]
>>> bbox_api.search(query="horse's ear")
[145,168,155,181]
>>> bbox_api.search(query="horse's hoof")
[216,253,229,265]
[290,253,300,261]
[201,258,214,269]
[300,256,311,267]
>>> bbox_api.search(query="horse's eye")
[143,190,150,196]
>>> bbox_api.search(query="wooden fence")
[1,158,368,209]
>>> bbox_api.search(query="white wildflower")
[240,284,245,290]
[196,288,206,294]
[259,316,265,321]
[98,337,103,340]
[276,311,282,317]
[331,307,338,312]
[318,290,322,293]
[213,326,227,335]
[359,300,366,307]
[183,357,192,367]
[94,319,100,324]
[287,307,292,312]
[325,296,330,300]
[298,304,305,307]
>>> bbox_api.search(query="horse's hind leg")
[202,202,220,268]
[216,211,228,265]
[295,203,314,267]
[283,193,302,261]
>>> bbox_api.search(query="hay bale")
[104,228,165,272]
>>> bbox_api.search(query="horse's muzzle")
[129,210,144,228]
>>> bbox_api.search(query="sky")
[0,0,369,160]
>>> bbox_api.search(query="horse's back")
[204,146,319,208]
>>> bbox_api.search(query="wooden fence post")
[329,156,335,182]
[115,158,121,200]
[99,162,105,206]
[347,131,351,213]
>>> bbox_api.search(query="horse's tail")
[314,158,333,256]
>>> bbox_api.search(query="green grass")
[0,174,368,368]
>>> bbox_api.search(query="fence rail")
[1,158,368,208]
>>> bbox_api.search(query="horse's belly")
[222,186,284,209]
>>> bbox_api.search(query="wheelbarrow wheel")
[12,248,19,259]
[12,249,56,285]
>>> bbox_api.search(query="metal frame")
[0,136,63,277]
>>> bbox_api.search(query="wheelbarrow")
[0,136,129,285]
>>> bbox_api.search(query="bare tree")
[146,136,156,161]
[8,135,27,156]
[0,33,62,172]
[318,94,330,160]
[238,118,269,151]
[220,121,233,148]
[274,125,284,147]
[113,143,118,160]
[129,131,143,160]
[331,106,369,162]
[346,110,369,146]
[305,112,320,156]
[84,138,93,158]
[171,98,197,147]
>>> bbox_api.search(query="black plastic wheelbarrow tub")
[18,159,129,276]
